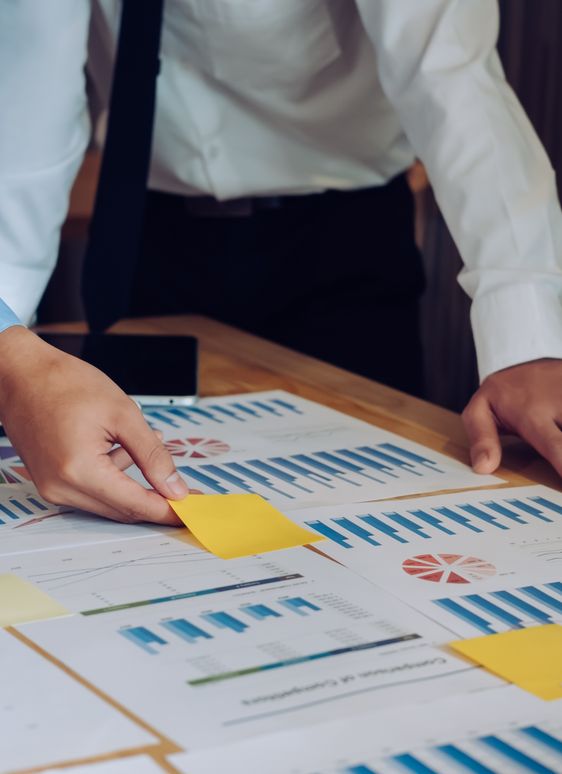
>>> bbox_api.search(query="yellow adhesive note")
[0,574,69,626]
[450,624,562,700]
[168,493,324,559]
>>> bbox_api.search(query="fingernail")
[165,472,189,498]
[473,451,489,471]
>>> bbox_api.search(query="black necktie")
[82,0,164,332]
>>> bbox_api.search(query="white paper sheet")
[288,485,562,639]
[136,390,500,507]
[0,628,155,773]
[171,685,562,774]
[43,756,165,774]
[16,547,495,750]
[0,482,166,558]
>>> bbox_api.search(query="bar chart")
[143,394,304,430]
[119,595,324,653]
[302,488,562,550]
[119,626,168,655]
[0,493,51,524]
[278,597,321,615]
[175,442,460,507]
[341,721,562,774]
[432,581,562,635]
[171,684,562,774]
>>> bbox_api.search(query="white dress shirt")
[2,0,562,381]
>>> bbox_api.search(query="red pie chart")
[165,437,231,459]
[402,553,497,584]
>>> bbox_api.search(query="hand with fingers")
[463,358,562,476]
[0,326,189,525]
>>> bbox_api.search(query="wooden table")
[26,314,559,773]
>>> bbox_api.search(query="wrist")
[0,327,55,413]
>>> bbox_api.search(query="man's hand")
[0,327,188,524]
[463,358,562,476]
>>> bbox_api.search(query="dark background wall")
[421,0,562,411]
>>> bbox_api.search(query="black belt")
[182,195,285,218]
[177,178,406,219]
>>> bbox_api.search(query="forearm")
[357,0,562,379]
[0,0,91,322]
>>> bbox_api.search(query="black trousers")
[130,174,426,396]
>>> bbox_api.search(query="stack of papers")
[0,390,560,774]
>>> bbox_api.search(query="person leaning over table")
[1,0,562,527]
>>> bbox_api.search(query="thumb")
[116,405,189,500]
[462,396,502,474]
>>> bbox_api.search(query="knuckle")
[144,442,170,469]
[116,502,142,522]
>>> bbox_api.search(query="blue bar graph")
[521,586,562,614]
[458,504,508,530]
[224,461,294,498]
[302,489,562,550]
[201,611,248,633]
[346,724,562,773]
[161,618,213,643]
[314,451,385,482]
[434,582,562,634]
[437,744,495,773]
[383,512,431,539]
[378,443,444,471]
[480,735,554,773]
[434,598,497,635]
[247,459,313,492]
[278,597,321,616]
[119,626,168,655]
[144,397,304,429]
[464,594,524,629]
[305,520,353,548]
[521,727,562,755]
[333,517,381,546]
[240,604,282,621]
[391,753,437,773]
[8,499,33,515]
[357,446,423,476]
[292,454,360,486]
[506,499,553,523]
[408,509,455,535]
[490,591,553,624]
[0,494,54,526]
[175,443,460,498]
[433,507,483,533]
[359,514,409,543]
[335,449,396,478]
[530,496,562,516]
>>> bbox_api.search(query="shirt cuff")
[0,298,23,335]
[471,283,562,382]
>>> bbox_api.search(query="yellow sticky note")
[450,624,562,700]
[0,574,69,626]
[168,493,324,559]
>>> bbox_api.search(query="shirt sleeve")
[0,1,91,325]
[356,0,562,381]
[0,298,23,334]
